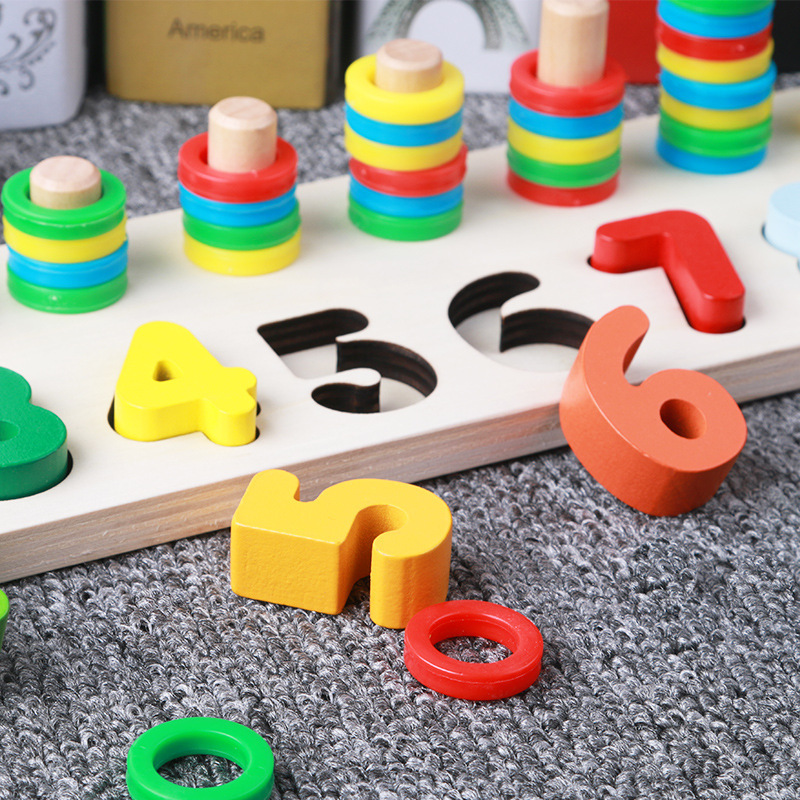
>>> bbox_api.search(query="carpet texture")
[2,78,800,800]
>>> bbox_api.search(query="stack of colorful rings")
[1,168,127,313]
[178,133,300,276]
[344,53,466,241]
[507,51,626,206]
[656,0,776,174]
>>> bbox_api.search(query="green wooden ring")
[506,145,621,188]
[669,0,773,16]
[348,197,462,241]
[1,168,127,240]
[659,111,772,157]
[182,204,300,251]
[7,268,127,313]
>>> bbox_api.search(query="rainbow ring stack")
[1,157,128,313]
[179,97,301,276]
[656,0,776,174]
[344,39,467,241]
[507,0,625,206]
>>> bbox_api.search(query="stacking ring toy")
[183,204,300,250]
[349,177,462,218]
[657,135,766,174]
[668,0,773,16]
[184,227,301,276]
[7,241,128,289]
[348,145,467,197]
[660,63,776,110]
[1,169,126,240]
[345,55,464,125]
[659,112,771,157]
[507,146,620,188]
[507,120,621,165]
[508,170,619,206]
[345,104,462,147]
[344,126,462,172]
[510,52,626,117]
[178,134,297,203]
[8,269,128,314]
[0,590,7,652]
[657,0,774,39]
[509,99,623,139]
[3,216,127,264]
[178,184,297,228]
[348,197,462,241]
[403,600,543,700]
[659,91,772,130]
[656,21,772,61]
[656,40,773,84]
[126,717,275,800]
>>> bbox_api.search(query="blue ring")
[508,99,623,139]
[179,182,297,227]
[349,174,463,218]
[7,241,128,288]
[659,63,776,110]
[657,135,766,174]
[345,104,462,146]
[657,0,774,39]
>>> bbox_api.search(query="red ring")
[348,144,467,198]
[510,52,626,118]
[403,600,543,700]
[508,169,619,206]
[657,20,772,61]
[178,133,298,203]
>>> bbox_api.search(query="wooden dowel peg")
[29,156,102,209]
[207,96,277,173]
[537,0,609,87]
[375,39,444,93]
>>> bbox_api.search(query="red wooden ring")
[403,600,543,700]
[348,144,467,198]
[178,133,298,203]
[657,20,772,61]
[508,169,619,206]
[510,52,626,118]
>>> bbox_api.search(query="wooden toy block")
[28,155,102,210]
[374,39,443,94]
[0,367,68,500]
[113,321,257,446]
[590,210,746,334]
[230,469,452,629]
[559,305,747,516]
[207,96,277,173]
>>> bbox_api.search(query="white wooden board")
[2,89,800,581]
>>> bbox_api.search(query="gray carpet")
[2,79,800,800]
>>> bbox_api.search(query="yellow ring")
[344,125,463,171]
[3,215,127,263]
[506,120,621,165]
[184,227,301,276]
[660,90,773,131]
[345,55,464,125]
[656,40,774,85]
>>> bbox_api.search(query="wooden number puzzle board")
[3,89,800,582]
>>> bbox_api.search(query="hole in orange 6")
[660,398,706,439]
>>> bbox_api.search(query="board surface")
[2,90,800,582]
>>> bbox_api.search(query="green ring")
[8,268,127,313]
[669,0,773,16]
[506,145,621,188]
[0,591,7,652]
[1,169,127,240]
[182,204,300,251]
[659,111,772,158]
[126,717,275,800]
[348,197,462,241]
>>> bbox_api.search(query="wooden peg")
[29,156,102,210]
[375,39,443,93]
[537,0,609,87]
[207,96,277,173]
